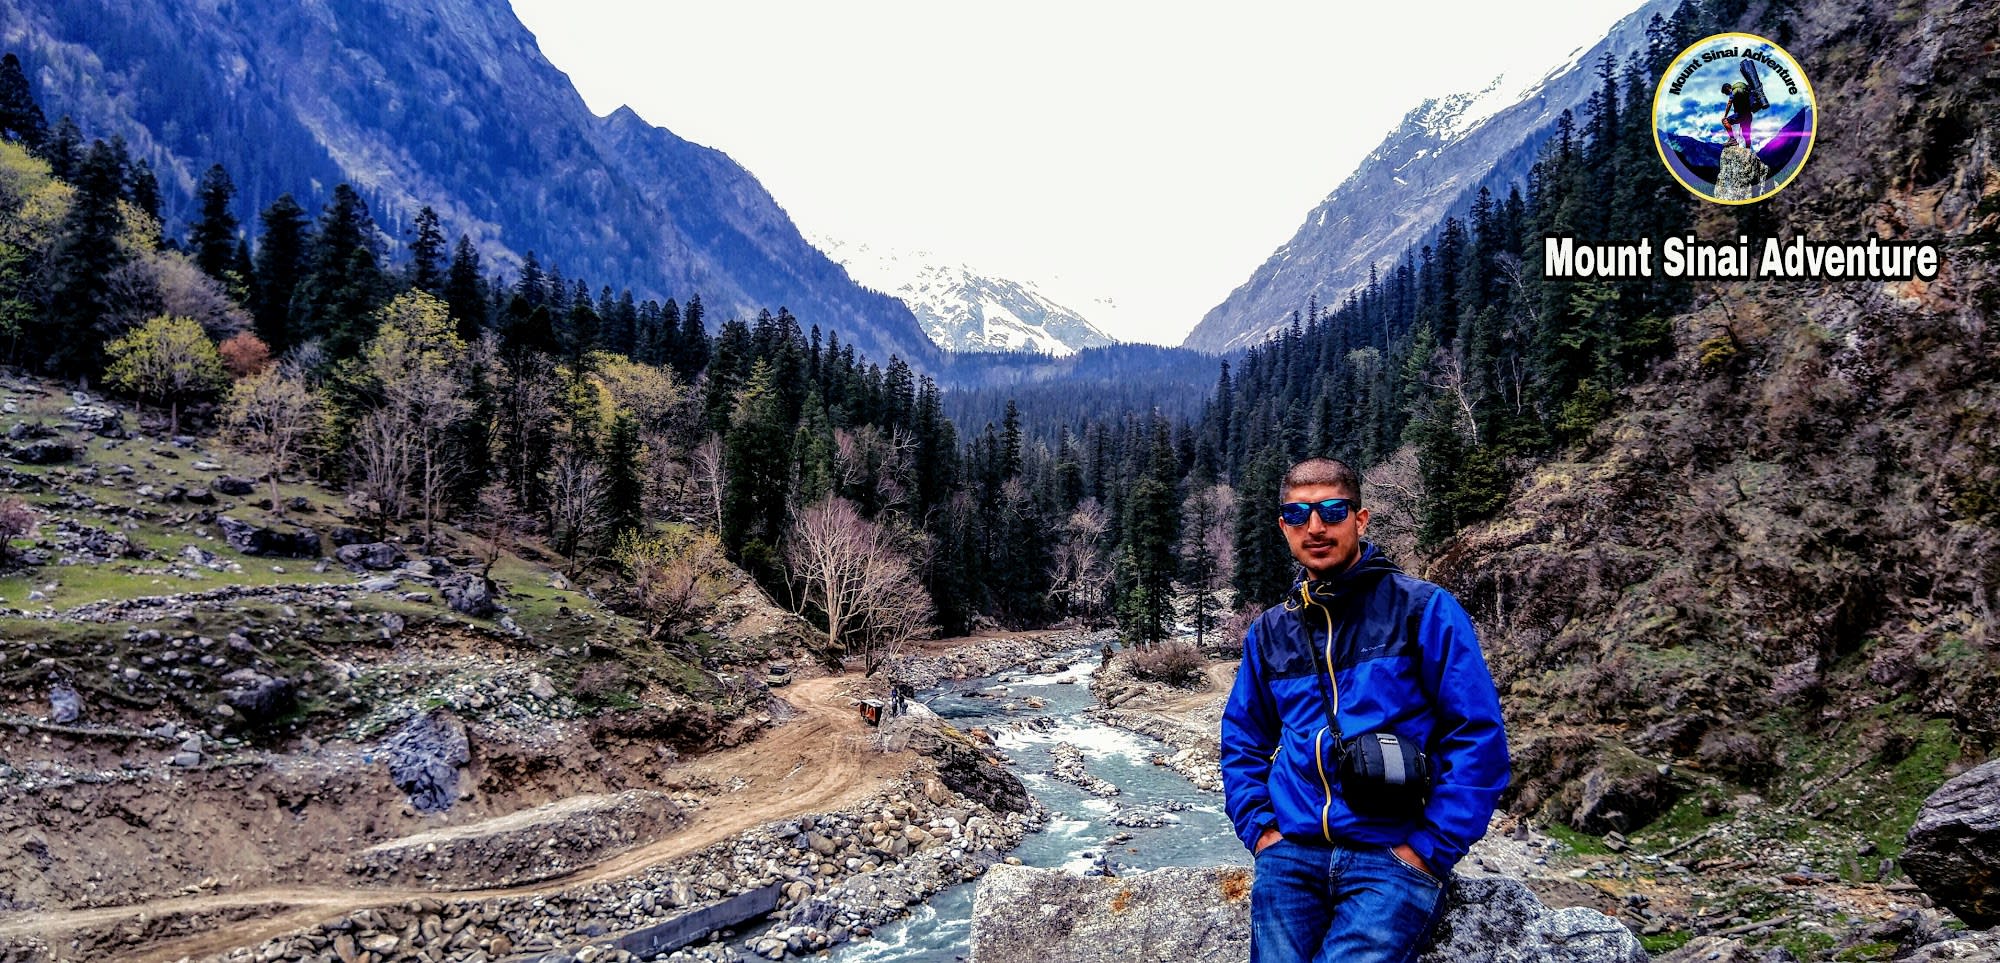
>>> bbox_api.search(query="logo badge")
[1652,33,1817,204]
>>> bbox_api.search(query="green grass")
[1639,931,1690,954]
[1544,822,1614,857]
[1835,941,1901,961]
[1770,928,1838,960]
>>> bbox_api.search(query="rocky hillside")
[0,373,814,921]
[0,0,939,367]
[1182,0,1675,354]
[1419,0,1999,952]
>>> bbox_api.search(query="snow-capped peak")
[813,235,1117,357]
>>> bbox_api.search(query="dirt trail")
[0,675,910,963]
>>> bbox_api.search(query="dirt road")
[1,675,912,963]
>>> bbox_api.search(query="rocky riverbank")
[1084,657,1226,793]
[880,629,1114,691]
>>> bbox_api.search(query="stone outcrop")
[218,515,321,558]
[1902,758,2000,928]
[969,865,1648,963]
[441,573,502,618]
[1713,142,1772,201]
[334,541,406,571]
[384,710,472,814]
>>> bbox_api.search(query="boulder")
[384,709,471,813]
[441,573,501,618]
[1900,931,2000,961]
[218,516,321,558]
[7,441,74,465]
[60,404,123,437]
[968,865,1647,963]
[220,668,297,723]
[1902,758,2000,928]
[213,476,257,496]
[48,683,81,724]
[327,526,373,548]
[335,542,407,572]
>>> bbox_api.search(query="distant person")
[1220,457,1510,963]
[1721,81,1759,148]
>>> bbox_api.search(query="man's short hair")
[1280,457,1361,505]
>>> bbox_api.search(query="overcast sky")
[509,1,1644,346]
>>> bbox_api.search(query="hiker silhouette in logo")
[1720,81,1759,148]
[1220,458,1510,963]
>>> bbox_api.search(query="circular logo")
[1652,33,1816,204]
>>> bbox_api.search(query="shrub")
[218,332,273,378]
[0,497,35,557]
[1125,640,1206,688]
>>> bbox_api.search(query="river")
[828,650,1246,962]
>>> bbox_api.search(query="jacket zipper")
[1301,583,1343,842]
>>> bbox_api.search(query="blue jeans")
[1250,837,1447,963]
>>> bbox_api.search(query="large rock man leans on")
[1220,457,1510,963]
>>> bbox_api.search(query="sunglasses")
[1279,498,1357,527]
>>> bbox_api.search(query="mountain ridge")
[815,236,1117,357]
[1183,0,1676,354]
[0,0,941,368]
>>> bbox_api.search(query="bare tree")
[1180,483,1238,648]
[689,434,726,531]
[1052,497,1114,619]
[1423,346,1482,446]
[364,291,470,543]
[222,362,320,517]
[545,449,608,572]
[785,496,935,675]
[351,407,411,538]
[467,481,526,577]
[1362,445,1427,565]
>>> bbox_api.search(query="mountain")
[1182,0,1676,354]
[0,0,940,368]
[814,237,1117,357]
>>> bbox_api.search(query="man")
[1720,81,1758,148]
[1220,457,1509,963]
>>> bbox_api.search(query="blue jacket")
[1220,543,1509,874]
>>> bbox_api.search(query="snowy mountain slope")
[1183,0,1676,354]
[817,237,1117,357]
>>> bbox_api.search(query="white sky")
[509,1,1644,346]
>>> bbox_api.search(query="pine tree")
[190,164,239,283]
[675,293,709,378]
[45,115,79,180]
[294,184,386,358]
[721,359,792,557]
[253,194,312,352]
[0,54,47,151]
[601,413,645,538]
[127,160,161,234]
[444,234,484,340]
[407,206,447,294]
[43,139,129,373]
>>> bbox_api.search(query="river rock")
[335,541,407,571]
[968,865,1647,963]
[384,709,471,813]
[218,515,322,557]
[1902,758,2000,928]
